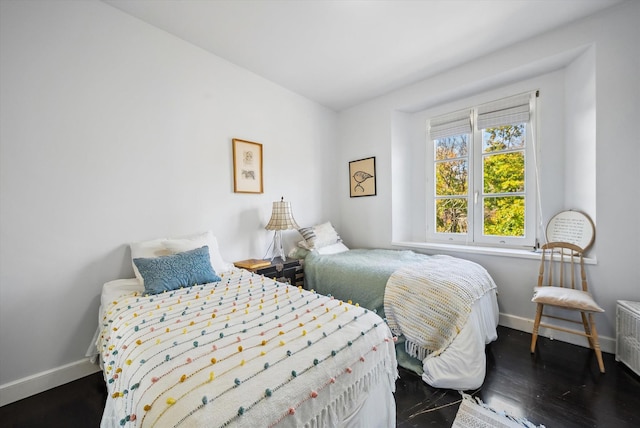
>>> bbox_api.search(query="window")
[427,92,537,248]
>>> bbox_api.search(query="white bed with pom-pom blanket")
[97,269,397,428]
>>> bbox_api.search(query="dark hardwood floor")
[1,326,639,427]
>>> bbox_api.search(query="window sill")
[391,241,597,265]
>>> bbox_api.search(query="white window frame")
[426,92,538,249]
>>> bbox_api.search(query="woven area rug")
[452,393,545,428]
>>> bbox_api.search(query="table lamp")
[265,197,299,260]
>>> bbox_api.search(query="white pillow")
[129,231,232,284]
[298,221,341,250]
[316,242,350,255]
[531,286,604,312]
[130,238,171,284]
[287,246,310,260]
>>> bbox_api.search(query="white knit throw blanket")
[383,255,497,360]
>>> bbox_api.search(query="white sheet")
[421,289,499,390]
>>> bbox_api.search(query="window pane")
[436,159,468,195]
[482,124,525,153]
[436,199,468,233]
[435,135,468,160]
[483,151,524,193]
[483,196,525,237]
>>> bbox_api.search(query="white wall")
[338,1,639,348]
[0,0,338,400]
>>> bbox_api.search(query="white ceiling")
[102,0,624,111]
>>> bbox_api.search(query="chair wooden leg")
[531,304,543,353]
[588,313,605,373]
[580,312,596,350]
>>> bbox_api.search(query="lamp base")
[269,230,286,261]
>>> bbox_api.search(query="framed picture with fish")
[233,138,263,193]
[349,156,376,197]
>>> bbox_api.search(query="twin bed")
[95,228,499,427]
[303,248,499,391]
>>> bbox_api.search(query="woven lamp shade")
[265,198,299,231]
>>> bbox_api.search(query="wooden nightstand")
[234,257,304,288]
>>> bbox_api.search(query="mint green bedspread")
[304,249,430,318]
[304,249,431,373]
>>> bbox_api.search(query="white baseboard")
[498,312,616,354]
[0,358,101,407]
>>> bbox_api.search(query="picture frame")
[232,138,263,194]
[349,156,376,197]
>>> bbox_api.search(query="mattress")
[96,269,398,427]
[304,249,499,390]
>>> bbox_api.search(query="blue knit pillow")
[133,245,221,295]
